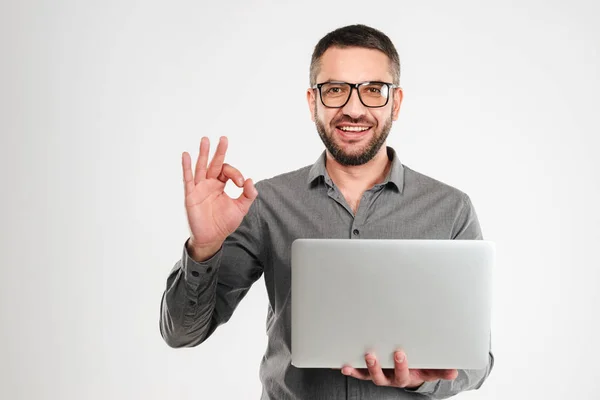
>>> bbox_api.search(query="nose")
[341,87,367,119]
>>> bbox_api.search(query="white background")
[1,0,599,399]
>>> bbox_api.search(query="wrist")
[186,238,222,262]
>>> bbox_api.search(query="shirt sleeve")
[408,193,495,398]
[451,193,484,240]
[159,194,265,348]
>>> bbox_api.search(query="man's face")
[307,47,403,166]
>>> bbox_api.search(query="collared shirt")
[160,147,494,399]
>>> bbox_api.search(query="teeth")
[339,126,369,132]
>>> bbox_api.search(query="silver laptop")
[291,239,494,369]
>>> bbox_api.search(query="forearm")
[409,352,494,399]
[159,242,223,348]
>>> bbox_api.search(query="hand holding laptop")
[340,350,458,389]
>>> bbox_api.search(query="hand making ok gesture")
[181,136,258,261]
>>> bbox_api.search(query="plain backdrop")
[1,0,599,399]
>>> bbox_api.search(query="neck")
[325,146,391,194]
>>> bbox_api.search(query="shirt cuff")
[182,238,222,289]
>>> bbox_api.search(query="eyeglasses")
[312,81,399,108]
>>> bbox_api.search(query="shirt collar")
[307,146,404,193]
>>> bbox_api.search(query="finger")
[413,368,458,383]
[217,163,245,187]
[429,369,458,381]
[445,369,459,380]
[194,137,210,184]
[364,353,390,386]
[206,136,228,180]
[341,366,371,380]
[417,369,441,381]
[182,152,195,196]
[234,178,258,214]
[392,351,411,387]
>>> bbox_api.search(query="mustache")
[331,116,374,126]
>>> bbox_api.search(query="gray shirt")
[160,147,494,399]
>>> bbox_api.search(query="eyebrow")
[319,79,391,84]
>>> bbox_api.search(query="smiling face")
[307,46,403,166]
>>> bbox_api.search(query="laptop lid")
[291,239,494,369]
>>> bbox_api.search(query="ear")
[391,87,403,121]
[307,88,317,122]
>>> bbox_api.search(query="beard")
[314,107,393,166]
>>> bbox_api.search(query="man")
[160,24,494,399]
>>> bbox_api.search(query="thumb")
[235,178,258,214]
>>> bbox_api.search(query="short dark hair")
[309,24,400,86]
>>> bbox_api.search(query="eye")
[322,84,349,97]
[361,83,388,98]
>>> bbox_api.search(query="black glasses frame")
[312,81,399,108]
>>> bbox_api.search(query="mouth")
[335,124,372,140]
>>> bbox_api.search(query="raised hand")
[182,136,258,261]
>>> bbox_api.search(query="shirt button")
[188,300,196,306]
[191,270,200,277]
[353,229,360,235]
[206,267,213,273]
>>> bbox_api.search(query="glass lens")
[358,82,389,107]
[320,83,351,107]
